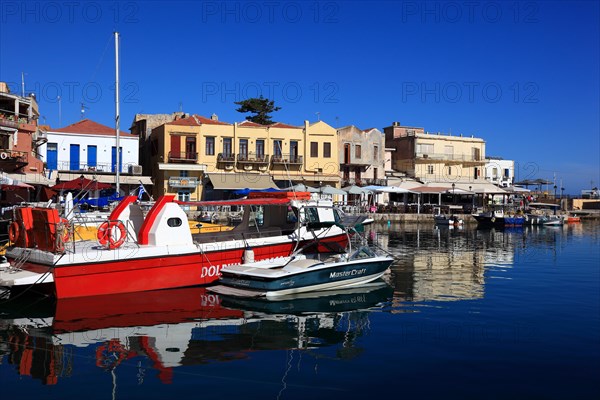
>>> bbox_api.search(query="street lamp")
[554,185,557,198]
[452,183,456,204]
[469,185,474,210]
[561,187,565,199]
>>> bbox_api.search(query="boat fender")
[0,152,8,160]
[59,218,70,243]
[491,217,496,223]
[97,220,127,250]
[55,218,71,253]
[243,246,255,263]
[8,221,20,243]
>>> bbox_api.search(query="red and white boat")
[0,191,350,299]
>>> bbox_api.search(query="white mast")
[114,32,120,195]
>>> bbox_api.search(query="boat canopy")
[177,191,313,207]
[176,197,292,207]
[528,202,560,209]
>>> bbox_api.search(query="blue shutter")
[47,143,58,170]
[70,144,80,170]
[87,145,97,168]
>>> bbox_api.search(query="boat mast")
[114,31,120,195]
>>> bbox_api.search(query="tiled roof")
[270,122,301,129]
[238,120,266,127]
[54,119,133,136]
[168,114,231,126]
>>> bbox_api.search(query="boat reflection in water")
[0,282,393,386]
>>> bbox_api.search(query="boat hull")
[2,233,349,299]
[473,214,525,227]
[218,257,393,297]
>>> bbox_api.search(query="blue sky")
[1,1,598,193]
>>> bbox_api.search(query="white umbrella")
[286,183,319,193]
[377,186,416,193]
[319,185,346,195]
[342,185,372,195]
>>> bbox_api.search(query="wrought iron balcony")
[168,151,198,163]
[237,152,269,165]
[415,152,483,164]
[271,154,303,165]
[217,153,236,163]
[365,178,387,186]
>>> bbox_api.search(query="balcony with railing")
[0,114,37,132]
[271,153,303,166]
[364,178,387,186]
[415,152,484,164]
[217,153,236,170]
[168,151,198,163]
[54,161,132,173]
[236,152,270,165]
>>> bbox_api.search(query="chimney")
[211,113,218,121]
[393,121,400,127]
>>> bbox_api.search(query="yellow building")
[384,121,487,185]
[148,115,340,200]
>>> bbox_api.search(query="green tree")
[234,96,281,125]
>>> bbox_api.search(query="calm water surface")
[1,222,599,399]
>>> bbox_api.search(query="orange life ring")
[97,220,127,249]
[8,221,20,243]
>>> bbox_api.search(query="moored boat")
[210,236,394,298]
[526,203,564,226]
[472,209,525,227]
[434,214,463,226]
[0,192,350,299]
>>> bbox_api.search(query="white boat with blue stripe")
[210,244,394,298]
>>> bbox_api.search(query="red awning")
[52,177,112,190]
[0,182,34,189]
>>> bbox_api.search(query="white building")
[484,157,514,187]
[40,119,151,188]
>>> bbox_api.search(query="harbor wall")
[572,199,600,210]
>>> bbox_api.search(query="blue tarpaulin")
[232,187,283,196]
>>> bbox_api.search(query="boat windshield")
[349,246,376,260]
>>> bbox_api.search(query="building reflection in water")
[368,225,523,306]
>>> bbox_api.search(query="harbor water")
[1,222,599,399]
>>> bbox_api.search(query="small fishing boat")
[526,203,564,226]
[210,226,394,298]
[434,214,463,226]
[472,208,525,227]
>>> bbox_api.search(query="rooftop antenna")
[58,96,62,127]
[179,102,183,112]
[80,102,88,119]
[315,111,320,121]
[21,72,26,97]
